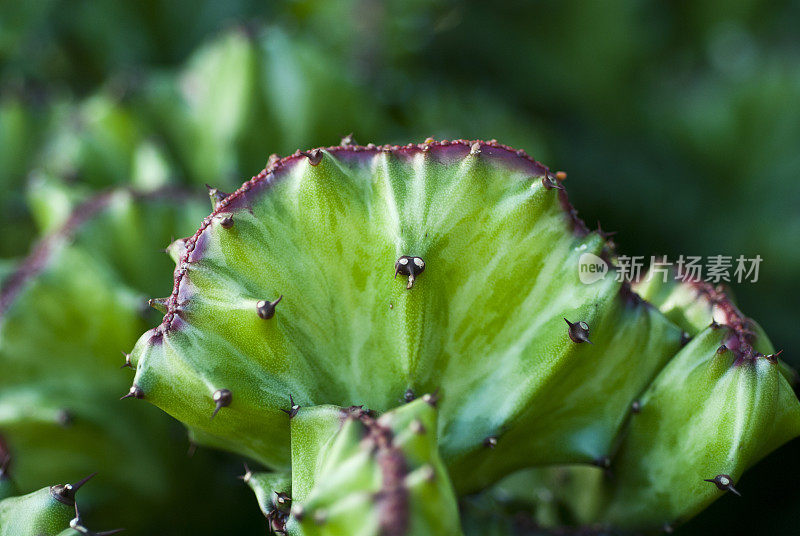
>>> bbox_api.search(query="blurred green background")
[1,0,798,533]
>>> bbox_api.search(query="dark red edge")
[674,272,769,365]
[0,186,198,319]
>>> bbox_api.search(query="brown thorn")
[564,318,592,344]
[301,149,323,166]
[211,389,232,419]
[119,385,144,400]
[257,295,283,320]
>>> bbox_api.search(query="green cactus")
[242,398,461,535]
[0,474,122,536]
[0,185,209,529]
[286,397,461,536]
[596,275,799,529]
[484,273,799,531]
[128,140,671,480]
[0,474,92,536]
[143,27,380,191]
[124,139,800,532]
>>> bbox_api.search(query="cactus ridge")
[287,398,462,535]
[488,268,800,531]
[675,277,762,362]
[0,192,115,317]
[343,405,409,536]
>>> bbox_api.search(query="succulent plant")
[243,397,460,535]
[142,27,381,191]
[484,271,799,532]
[0,472,124,536]
[121,139,800,533]
[0,184,211,531]
[0,474,89,536]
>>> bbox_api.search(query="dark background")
[1,1,798,534]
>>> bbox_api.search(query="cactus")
[0,185,210,531]
[0,473,122,536]
[287,397,460,536]
[484,272,800,531]
[0,474,93,536]
[143,27,380,190]
[123,139,800,532]
[242,397,460,535]
[596,274,799,529]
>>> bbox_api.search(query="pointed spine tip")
[394,256,425,289]
[422,391,439,407]
[564,318,592,344]
[257,295,283,319]
[280,394,300,418]
[238,463,252,483]
[120,351,133,369]
[211,389,233,419]
[704,474,740,496]
[120,385,144,400]
[219,214,234,229]
[206,184,229,209]
[301,149,323,166]
[542,175,565,191]
[148,297,168,313]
